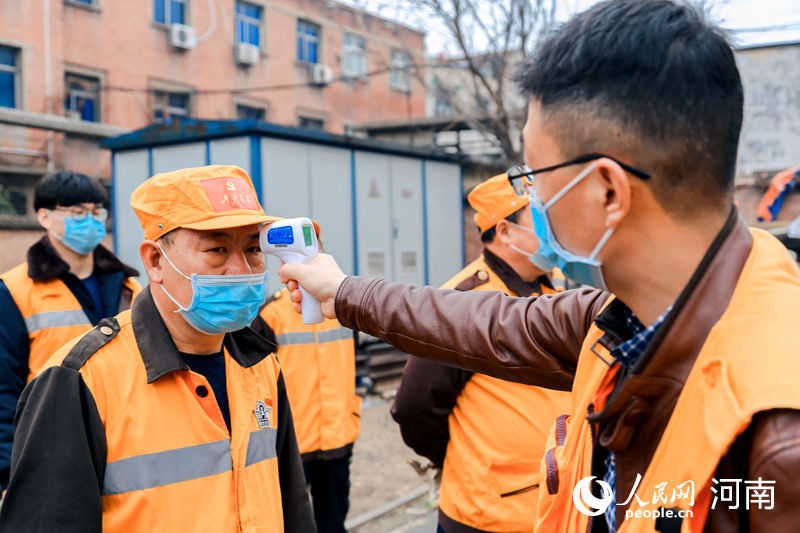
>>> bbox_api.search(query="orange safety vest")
[535,228,800,532]
[260,289,360,457]
[1,263,140,381]
[438,255,572,532]
[43,309,286,533]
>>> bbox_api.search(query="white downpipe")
[43,0,54,171]
[197,0,217,43]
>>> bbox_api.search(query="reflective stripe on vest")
[24,309,91,333]
[275,327,351,346]
[103,428,278,495]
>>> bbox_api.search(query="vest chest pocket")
[488,461,541,498]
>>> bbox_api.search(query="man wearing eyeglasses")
[279,1,800,531]
[0,170,141,493]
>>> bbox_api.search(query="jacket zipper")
[544,414,569,495]
[587,403,597,533]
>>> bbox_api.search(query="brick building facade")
[0,0,426,270]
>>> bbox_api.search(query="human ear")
[36,208,53,231]
[140,241,165,284]
[494,220,512,243]
[596,158,631,229]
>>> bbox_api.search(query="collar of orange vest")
[482,247,553,298]
[131,286,277,383]
[27,235,139,280]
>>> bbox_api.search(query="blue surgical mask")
[157,243,268,335]
[519,162,615,289]
[54,215,107,255]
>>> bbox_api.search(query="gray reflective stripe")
[245,428,278,467]
[24,309,91,333]
[275,328,352,346]
[102,439,232,495]
[316,328,353,343]
[275,331,316,346]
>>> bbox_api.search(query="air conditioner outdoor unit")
[310,64,334,86]
[234,43,260,66]
[170,24,197,50]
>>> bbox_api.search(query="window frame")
[297,115,325,131]
[63,0,100,11]
[389,50,411,92]
[342,33,367,79]
[235,103,267,121]
[150,83,193,122]
[235,1,263,48]
[153,0,188,26]
[0,44,21,109]
[64,71,102,122]
[296,19,321,64]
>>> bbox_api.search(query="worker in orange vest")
[252,226,359,533]
[392,174,571,533]
[0,170,141,494]
[0,166,314,532]
[279,1,800,530]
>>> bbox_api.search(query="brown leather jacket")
[334,210,800,532]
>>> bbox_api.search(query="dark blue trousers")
[303,454,351,533]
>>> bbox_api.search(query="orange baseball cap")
[468,173,530,233]
[130,165,281,241]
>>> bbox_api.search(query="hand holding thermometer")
[260,217,324,324]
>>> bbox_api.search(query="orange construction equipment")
[756,165,800,222]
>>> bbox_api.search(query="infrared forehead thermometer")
[260,217,323,324]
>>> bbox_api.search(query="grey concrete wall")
[735,44,800,181]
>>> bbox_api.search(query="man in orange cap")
[0,165,315,532]
[391,174,571,533]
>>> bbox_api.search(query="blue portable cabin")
[101,118,465,293]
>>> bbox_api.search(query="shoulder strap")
[452,269,491,292]
[62,317,121,371]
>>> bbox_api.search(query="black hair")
[515,0,742,213]
[33,170,108,211]
[480,207,523,243]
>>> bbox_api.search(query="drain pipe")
[43,0,55,172]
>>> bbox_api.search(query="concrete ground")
[346,378,439,532]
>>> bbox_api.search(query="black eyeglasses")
[507,153,650,196]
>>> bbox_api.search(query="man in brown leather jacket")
[279,1,800,531]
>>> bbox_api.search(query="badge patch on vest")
[254,399,272,429]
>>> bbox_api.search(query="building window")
[342,33,366,78]
[390,50,411,92]
[0,45,20,109]
[297,20,320,64]
[0,185,27,216]
[154,0,186,25]
[434,96,452,117]
[235,1,262,46]
[64,73,101,122]
[65,0,97,7]
[298,116,324,130]
[236,104,266,121]
[152,90,191,121]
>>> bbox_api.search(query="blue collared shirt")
[603,305,672,532]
